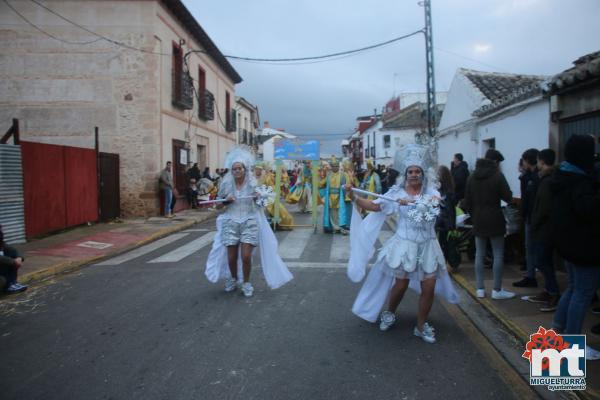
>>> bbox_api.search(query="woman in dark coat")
[435,165,456,265]
[462,149,514,300]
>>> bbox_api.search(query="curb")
[452,272,599,400]
[19,211,218,286]
[386,215,597,399]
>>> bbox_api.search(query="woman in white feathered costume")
[205,147,293,297]
[346,144,458,343]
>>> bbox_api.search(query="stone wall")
[0,1,238,217]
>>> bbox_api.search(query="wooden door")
[172,139,188,194]
[99,152,120,221]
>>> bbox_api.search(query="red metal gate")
[21,141,98,238]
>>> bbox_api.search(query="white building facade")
[436,69,550,197]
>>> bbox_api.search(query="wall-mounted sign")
[180,148,188,165]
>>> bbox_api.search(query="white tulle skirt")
[376,236,447,280]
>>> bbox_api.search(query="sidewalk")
[385,215,598,398]
[451,255,600,399]
[8,208,218,286]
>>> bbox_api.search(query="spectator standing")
[186,178,199,208]
[462,149,515,300]
[187,163,201,182]
[551,135,600,341]
[159,161,174,218]
[436,165,456,265]
[382,167,399,194]
[202,166,212,180]
[451,153,469,202]
[528,149,560,311]
[514,148,540,288]
[0,225,27,294]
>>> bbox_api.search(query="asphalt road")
[0,213,528,400]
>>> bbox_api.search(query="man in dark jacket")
[552,134,600,336]
[462,149,514,300]
[0,225,28,294]
[527,149,559,311]
[451,153,469,201]
[514,148,540,288]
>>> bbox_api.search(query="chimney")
[263,121,270,129]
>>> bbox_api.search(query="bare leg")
[387,278,410,312]
[417,278,437,330]
[241,243,254,282]
[227,245,239,279]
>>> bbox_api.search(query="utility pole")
[422,0,437,137]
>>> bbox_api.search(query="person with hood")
[551,135,600,341]
[527,149,560,312]
[451,153,469,201]
[462,149,515,300]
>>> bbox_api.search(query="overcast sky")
[183,0,600,141]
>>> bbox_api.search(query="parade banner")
[274,139,320,161]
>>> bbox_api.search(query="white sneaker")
[423,322,435,335]
[586,345,600,361]
[476,289,485,298]
[241,282,254,297]
[414,325,436,344]
[224,277,237,292]
[379,311,396,331]
[492,289,516,300]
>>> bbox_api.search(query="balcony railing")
[172,70,194,110]
[198,89,215,121]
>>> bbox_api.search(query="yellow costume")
[262,166,294,230]
[286,163,312,213]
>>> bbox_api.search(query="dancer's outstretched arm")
[345,184,381,212]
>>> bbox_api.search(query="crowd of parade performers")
[254,161,295,230]
[191,156,384,233]
[278,157,381,233]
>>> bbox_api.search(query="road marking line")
[285,262,347,269]
[182,229,211,233]
[95,233,189,265]
[278,229,313,259]
[330,235,350,261]
[148,232,216,263]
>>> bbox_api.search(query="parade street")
[0,210,539,400]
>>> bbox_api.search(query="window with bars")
[171,43,193,110]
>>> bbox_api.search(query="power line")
[4,0,102,45]
[188,30,424,64]
[18,0,425,66]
